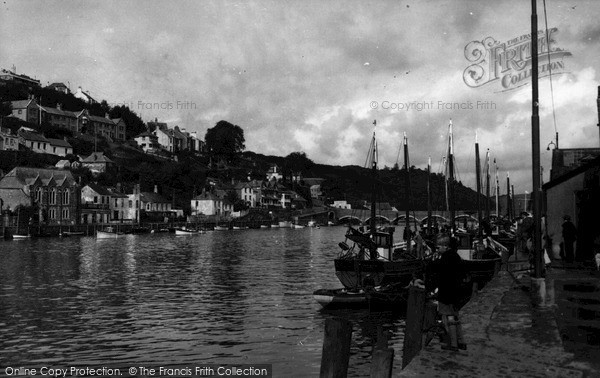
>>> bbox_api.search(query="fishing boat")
[438,123,502,288]
[214,225,229,231]
[330,128,426,296]
[96,226,125,239]
[293,224,305,229]
[260,224,270,229]
[270,224,280,228]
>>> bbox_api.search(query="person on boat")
[414,228,425,259]
[562,215,577,264]
[434,234,467,351]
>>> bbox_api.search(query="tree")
[0,101,11,117]
[205,120,245,164]
[109,105,146,139]
[284,152,314,181]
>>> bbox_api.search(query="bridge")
[295,207,478,226]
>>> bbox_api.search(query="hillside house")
[0,167,79,225]
[191,190,233,216]
[0,127,19,151]
[80,183,111,224]
[7,98,39,125]
[81,152,114,174]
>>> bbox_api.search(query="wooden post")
[320,318,352,378]
[402,286,426,368]
[370,326,394,378]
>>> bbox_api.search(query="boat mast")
[506,172,511,220]
[494,159,499,218]
[475,131,482,238]
[369,121,378,259]
[427,156,432,235]
[443,155,449,217]
[403,132,411,251]
[485,149,491,220]
[448,120,456,234]
[531,0,543,278]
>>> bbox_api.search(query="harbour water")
[0,227,407,377]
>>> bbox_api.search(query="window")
[50,209,56,219]
[18,109,22,114]
[146,203,150,211]
[114,198,117,207]
[63,189,70,204]
[136,200,139,208]
[94,196,98,204]
[128,200,132,208]
[62,208,69,219]
[50,188,56,205]
[36,187,42,202]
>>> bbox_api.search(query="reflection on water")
[0,228,406,376]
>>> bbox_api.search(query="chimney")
[116,183,122,193]
[57,103,62,110]
[135,184,140,195]
[105,113,110,119]
[154,184,158,193]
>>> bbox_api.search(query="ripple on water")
[1,228,407,375]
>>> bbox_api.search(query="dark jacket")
[562,221,577,242]
[436,248,465,306]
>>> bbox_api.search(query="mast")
[443,155,449,217]
[369,121,378,260]
[531,0,543,278]
[494,159,499,218]
[403,133,411,251]
[475,131,482,238]
[485,149,491,220]
[511,185,516,219]
[427,156,432,235]
[448,120,456,234]
[506,172,511,220]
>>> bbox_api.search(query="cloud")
[1,0,599,195]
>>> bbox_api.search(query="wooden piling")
[402,286,426,368]
[320,317,352,378]
[370,326,394,378]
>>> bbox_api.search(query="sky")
[2,0,600,194]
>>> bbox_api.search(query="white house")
[191,191,233,216]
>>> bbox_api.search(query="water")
[0,227,406,377]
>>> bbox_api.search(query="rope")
[543,0,558,135]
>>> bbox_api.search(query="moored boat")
[313,288,368,308]
[214,225,229,231]
[60,231,85,237]
[175,228,203,235]
[333,130,426,293]
[96,227,125,239]
[279,221,292,228]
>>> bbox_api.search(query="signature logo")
[463,28,571,91]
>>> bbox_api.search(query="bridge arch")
[364,215,391,224]
[338,215,362,225]
[392,214,419,225]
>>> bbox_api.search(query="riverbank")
[399,265,600,377]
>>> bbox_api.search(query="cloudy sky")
[2,0,599,193]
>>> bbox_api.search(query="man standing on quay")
[562,215,577,263]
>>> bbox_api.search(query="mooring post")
[320,317,352,378]
[402,286,426,368]
[370,326,394,378]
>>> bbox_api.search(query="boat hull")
[313,288,368,308]
[96,230,122,239]
[334,258,425,290]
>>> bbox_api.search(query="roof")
[9,99,36,109]
[48,82,67,89]
[47,138,72,148]
[550,148,600,181]
[19,130,49,142]
[303,178,325,186]
[192,191,223,201]
[543,154,600,191]
[88,115,115,125]
[84,182,112,196]
[140,192,169,203]
[0,167,76,189]
[135,131,157,138]
[81,152,114,164]
[40,106,77,118]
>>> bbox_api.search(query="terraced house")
[0,167,80,225]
